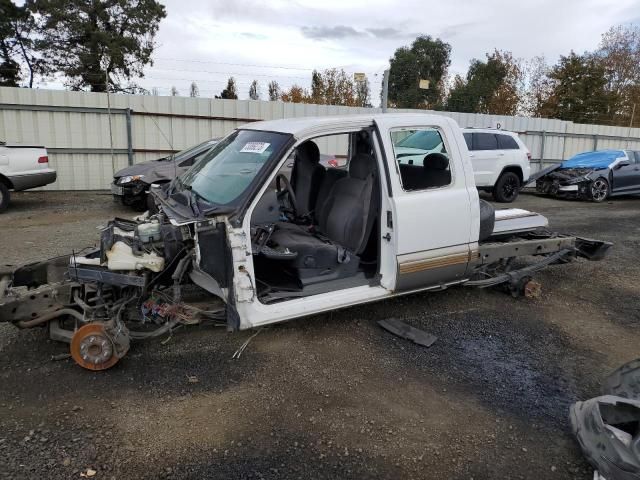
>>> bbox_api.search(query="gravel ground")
[1,190,639,480]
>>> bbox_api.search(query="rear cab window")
[390,128,452,191]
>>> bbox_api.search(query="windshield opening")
[180,130,291,206]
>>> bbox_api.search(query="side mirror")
[615,161,630,170]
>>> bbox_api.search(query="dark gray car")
[533,149,640,202]
[111,139,219,210]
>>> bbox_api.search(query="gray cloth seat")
[290,140,326,216]
[268,152,379,284]
[314,168,348,222]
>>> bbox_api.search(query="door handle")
[382,233,391,242]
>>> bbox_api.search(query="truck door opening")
[249,129,382,304]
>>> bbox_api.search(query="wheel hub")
[70,323,122,371]
[79,334,113,365]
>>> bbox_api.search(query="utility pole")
[105,69,115,175]
[381,69,390,113]
[627,103,636,149]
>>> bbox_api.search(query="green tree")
[218,77,238,99]
[522,56,555,117]
[446,50,522,115]
[355,77,371,107]
[249,79,259,100]
[189,81,199,97]
[30,0,166,92]
[310,70,323,104]
[268,80,280,101]
[542,52,618,124]
[597,25,640,127]
[388,35,451,108]
[280,84,309,103]
[0,0,43,87]
[0,0,21,86]
[304,68,357,106]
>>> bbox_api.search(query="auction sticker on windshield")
[240,142,270,154]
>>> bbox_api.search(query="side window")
[390,128,452,191]
[633,151,640,164]
[497,134,519,150]
[474,133,498,151]
[463,132,473,150]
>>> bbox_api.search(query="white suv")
[462,128,531,203]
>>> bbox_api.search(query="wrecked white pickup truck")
[0,114,611,370]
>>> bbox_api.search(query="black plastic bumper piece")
[570,395,640,480]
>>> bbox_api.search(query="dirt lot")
[0,190,639,480]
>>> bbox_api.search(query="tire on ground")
[589,177,610,203]
[492,171,521,203]
[0,182,10,213]
[602,358,640,399]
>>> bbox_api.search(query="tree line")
[207,69,372,107]
[387,27,640,127]
[1,0,638,127]
[0,0,166,92]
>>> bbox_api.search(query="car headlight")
[118,175,144,185]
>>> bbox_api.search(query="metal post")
[125,108,133,166]
[627,103,636,148]
[105,69,115,174]
[381,69,390,113]
[593,135,598,151]
[539,131,546,170]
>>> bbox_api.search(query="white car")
[462,128,531,203]
[0,142,56,212]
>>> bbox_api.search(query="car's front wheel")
[493,172,521,203]
[590,177,610,202]
[0,183,10,213]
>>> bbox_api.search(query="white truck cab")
[0,114,610,370]
[462,128,531,203]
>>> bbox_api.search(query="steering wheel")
[275,174,298,220]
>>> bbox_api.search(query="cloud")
[301,25,366,40]
[239,32,269,40]
[366,27,404,39]
[438,22,478,39]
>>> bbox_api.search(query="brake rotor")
[70,323,120,371]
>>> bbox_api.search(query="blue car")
[534,149,640,202]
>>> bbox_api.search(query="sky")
[35,0,640,101]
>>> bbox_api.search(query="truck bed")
[492,208,548,236]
